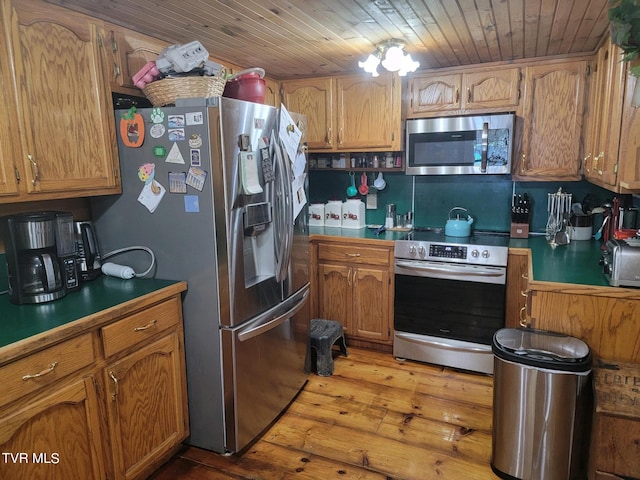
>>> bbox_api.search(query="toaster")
[602,239,640,287]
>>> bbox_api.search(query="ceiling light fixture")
[358,39,420,77]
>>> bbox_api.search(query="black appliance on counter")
[393,228,509,374]
[73,221,102,281]
[0,211,80,304]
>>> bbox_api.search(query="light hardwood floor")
[150,347,499,479]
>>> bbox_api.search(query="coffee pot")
[0,212,79,304]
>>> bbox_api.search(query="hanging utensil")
[346,172,357,197]
[358,171,369,195]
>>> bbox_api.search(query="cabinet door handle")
[519,306,528,327]
[338,127,343,145]
[467,87,472,103]
[347,269,352,287]
[109,371,119,401]
[454,88,459,104]
[28,154,39,186]
[521,273,529,280]
[520,153,527,174]
[133,319,158,332]
[345,253,361,258]
[22,362,58,381]
[326,128,332,146]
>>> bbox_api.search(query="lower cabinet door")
[104,332,188,480]
[0,376,107,480]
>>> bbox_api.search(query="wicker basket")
[142,68,227,106]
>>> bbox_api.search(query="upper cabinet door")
[516,61,586,180]
[5,0,119,197]
[281,78,334,150]
[408,74,462,114]
[0,27,18,198]
[107,28,169,94]
[336,74,400,151]
[463,68,521,110]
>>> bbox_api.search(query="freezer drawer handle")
[238,289,309,342]
[133,319,158,332]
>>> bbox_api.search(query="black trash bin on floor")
[491,328,592,480]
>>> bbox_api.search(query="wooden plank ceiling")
[44,0,612,79]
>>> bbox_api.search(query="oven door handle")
[395,260,505,278]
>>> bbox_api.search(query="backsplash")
[308,171,634,233]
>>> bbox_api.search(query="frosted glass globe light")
[358,53,380,77]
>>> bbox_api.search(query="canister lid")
[492,328,591,372]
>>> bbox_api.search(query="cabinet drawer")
[0,333,95,406]
[318,243,390,266]
[101,296,181,358]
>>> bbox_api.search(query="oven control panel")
[430,244,467,259]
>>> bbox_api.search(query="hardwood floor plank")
[150,347,499,479]
[178,443,392,480]
[263,415,496,479]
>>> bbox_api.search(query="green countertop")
[311,227,612,287]
[309,225,410,242]
[510,235,609,287]
[0,276,184,350]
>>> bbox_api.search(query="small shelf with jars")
[309,152,404,171]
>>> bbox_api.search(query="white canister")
[341,199,365,229]
[324,200,342,227]
[309,203,324,226]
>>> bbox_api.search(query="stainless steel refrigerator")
[91,97,310,454]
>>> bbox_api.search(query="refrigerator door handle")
[273,137,293,283]
[237,285,309,342]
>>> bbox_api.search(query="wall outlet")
[366,193,377,209]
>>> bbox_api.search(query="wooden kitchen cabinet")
[406,66,521,116]
[617,71,640,191]
[0,285,188,480]
[0,376,107,480]
[281,73,401,152]
[514,59,587,180]
[528,287,640,363]
[583,38,626,190]
[102,295,188,480]
[313,239,394,348]
[504,248,530,329]
[0,27,19,198]
[104,332,188,480]
[105,27,170,95]
[0,0,120,202]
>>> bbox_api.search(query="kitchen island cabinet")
[0,0,120,202]
[311,235,395,352]
[281,73,401,152]
[0,278,188,480]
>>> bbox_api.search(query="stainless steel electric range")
[393,228,509,374]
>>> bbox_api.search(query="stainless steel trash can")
[491,328,592,480]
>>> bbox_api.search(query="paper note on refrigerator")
[292,172,307,220]
[240,151,263,195]
[279,104,301,163]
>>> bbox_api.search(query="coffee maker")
[1,211,80,304]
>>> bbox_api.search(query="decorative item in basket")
[132,40,227,106]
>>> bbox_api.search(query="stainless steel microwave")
[405,112,515,175]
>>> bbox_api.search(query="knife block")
[510,222,529,238]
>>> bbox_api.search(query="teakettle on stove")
[73,221,102,281]
[602,239,640,287]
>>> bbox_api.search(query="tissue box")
[324,200,342,227]
[309,203,324,226]
[341,199,365,229]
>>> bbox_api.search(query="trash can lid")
[492,328,591,372]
